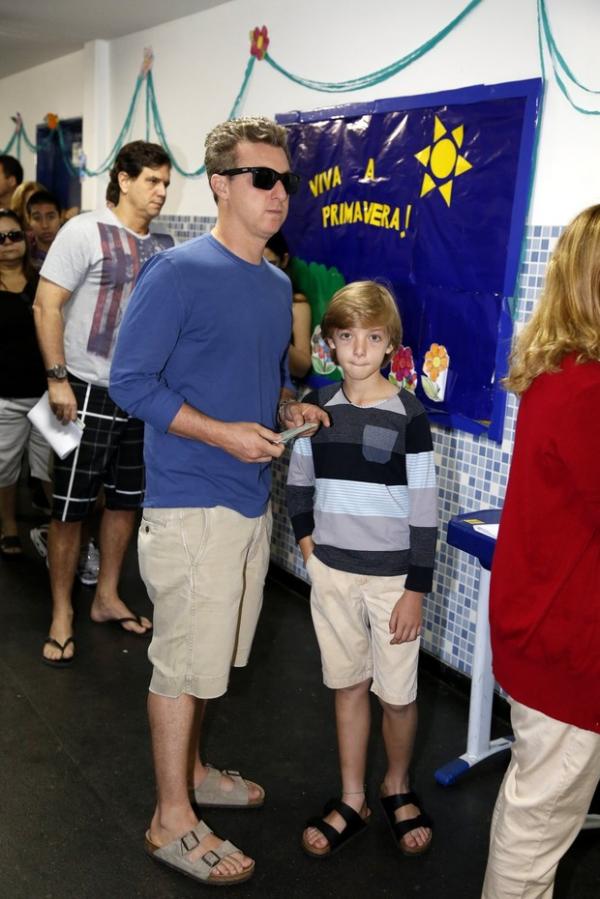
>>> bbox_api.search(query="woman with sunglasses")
[0,208,50,556]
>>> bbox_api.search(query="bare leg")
[148,691,253,878]
[304,679,371,851]
[188,700,263,802]
[188,699,207,787]
[44,519,81,661]
[0,484,20,548]
[41,479,53,506]
[380,699,431,851]
[89,508,151,633]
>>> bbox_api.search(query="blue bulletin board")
[277,79,542,442]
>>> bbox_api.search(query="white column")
[81,39,110,212]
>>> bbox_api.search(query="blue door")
[35,117,82,213]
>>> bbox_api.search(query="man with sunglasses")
[110,116,328,887]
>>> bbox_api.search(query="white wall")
[1,0,599,224]
[0,50,84,177]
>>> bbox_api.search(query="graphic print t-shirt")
[40,207,173,387]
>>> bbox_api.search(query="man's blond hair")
[204,117,290,202]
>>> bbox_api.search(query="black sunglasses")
[218,166,301,196]
[0,229,25,245]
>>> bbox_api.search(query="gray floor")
[1,514,599,899]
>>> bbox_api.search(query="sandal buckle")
[223,769,240,777]
[181,831,200,853]
[202,850,221,868]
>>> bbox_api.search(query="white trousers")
[482,699,600,899]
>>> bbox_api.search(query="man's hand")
[279,401,330,432]
[48,380,78,423]
[389,590,424,644]
[219,421,287,463]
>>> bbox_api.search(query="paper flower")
[250,26,270,60]
[389,345,417,391]
[423,343,449,382]
[45,113,59,130]
[141,47,154,76]
[422,342,450,402]
[311,325,338,376]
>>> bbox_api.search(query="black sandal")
[380,790,433,856]
[302,797,370,858]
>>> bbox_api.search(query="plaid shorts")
[52,374,145,522]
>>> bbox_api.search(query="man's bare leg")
[0,484,20,550]
[303,679,371,851]
[188,699,263,802]
[41,479,53,506]
[89,508,151,633]
[44,519,81,661]
[148,692,253,878]
[380,699,431,851]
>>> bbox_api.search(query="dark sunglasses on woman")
[217,166,301,196]
[0,230,25,244]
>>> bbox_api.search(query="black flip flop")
[95,614,152,635]
[116,614,152,635]
[42,636,75,668]
[0,534,23,557]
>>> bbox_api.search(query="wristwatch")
[46,364,68,380]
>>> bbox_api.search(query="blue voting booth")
[435,509,513,786]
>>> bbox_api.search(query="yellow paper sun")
[415,115,473,207]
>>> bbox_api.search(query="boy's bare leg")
[44,519,81,662]
[188,699,263,801]
[380,698,431,850]
[304,679,371,851]
[89,508,151,633]
[148,691,253,878]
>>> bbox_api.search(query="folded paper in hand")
[27,392,83,460]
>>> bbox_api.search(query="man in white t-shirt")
[33,141,173,667]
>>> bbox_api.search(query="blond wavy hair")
[321,281,402,364]
[204,117,290,202]
[505,204,600,394]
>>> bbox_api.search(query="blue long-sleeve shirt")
[110,233,293,517]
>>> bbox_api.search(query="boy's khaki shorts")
[139,504,272,699]
[306,554,420,706]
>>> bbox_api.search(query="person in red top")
[482,205,600,898]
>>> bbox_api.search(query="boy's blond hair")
[321,281,402,364]
[506,204,600,394]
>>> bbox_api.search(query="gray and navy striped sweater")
[286,384,438,592]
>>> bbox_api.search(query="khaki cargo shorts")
[307,554,420,706]
[139,504,272,699]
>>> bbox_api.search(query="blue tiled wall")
[156,214,559,679]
